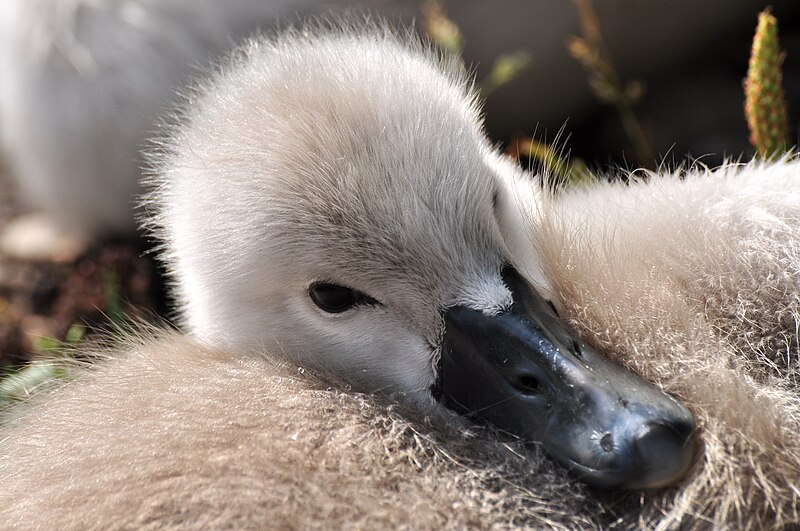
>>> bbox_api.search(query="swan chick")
[1,24,799,529]
[149,24,694,489]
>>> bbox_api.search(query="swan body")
[1,25,799,529]
[0,334,597,529]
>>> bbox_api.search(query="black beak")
[435,267,695,489]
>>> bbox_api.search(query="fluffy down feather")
[0,333,599,529]
[537,161,800,528]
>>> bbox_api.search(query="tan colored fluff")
[537,161,800,529]
[0,333,599,530]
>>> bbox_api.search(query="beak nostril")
[600,433,614,452]
[513,374,544,397]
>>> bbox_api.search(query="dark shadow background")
[448,0,800,169]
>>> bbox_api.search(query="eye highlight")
[309,283,378,313]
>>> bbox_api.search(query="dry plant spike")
[507,138,594,186]
[421,0,464,55]
[422,1,529,97]
[567,0,653,168]
[478,50,532,97]
[745,8,790,159]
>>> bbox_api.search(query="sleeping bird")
[0,22,798,530]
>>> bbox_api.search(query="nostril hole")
[514,374,543,396]
[600,433,614,452]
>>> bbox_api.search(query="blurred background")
[451,0,800,168]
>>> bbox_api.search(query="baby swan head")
[150,25,694,489]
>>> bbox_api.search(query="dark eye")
[309,283,378,313]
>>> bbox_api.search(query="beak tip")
[627,420,697,489]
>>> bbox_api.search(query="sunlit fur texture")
[536,161,800,528]
[1,26,799,529]
[0,333,598,529]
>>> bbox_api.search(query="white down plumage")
[150,28,545,408]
